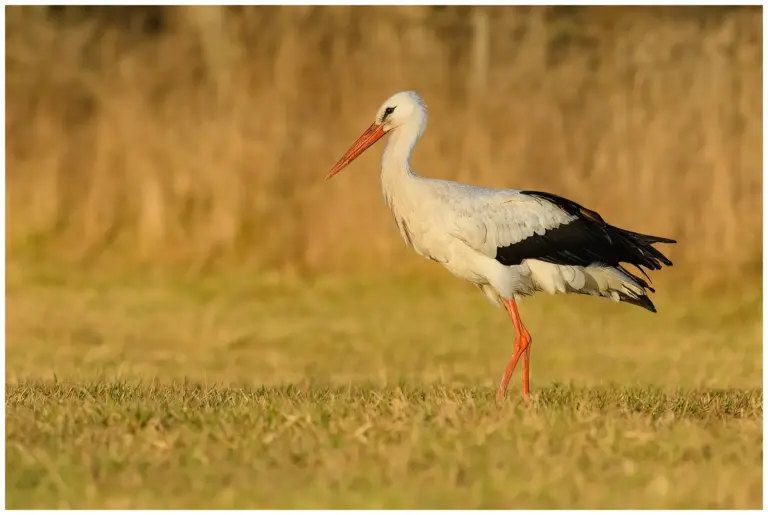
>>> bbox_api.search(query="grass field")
[5,266,763,509]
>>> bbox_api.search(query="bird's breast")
[383,183,453,264]
[389,209,447,263]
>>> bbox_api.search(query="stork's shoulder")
[432,181,574,225]
[424,179,522,207]
[432,183,579,257]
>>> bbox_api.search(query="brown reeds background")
[6,6,762,283]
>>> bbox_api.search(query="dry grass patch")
[5,268,762,508]
[6,382,762,509]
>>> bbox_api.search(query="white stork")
[326,91,676,402]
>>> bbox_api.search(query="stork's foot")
[495,383,531,404]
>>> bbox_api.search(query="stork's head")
[326,91,427,180]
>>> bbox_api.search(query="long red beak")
[325,123,386,180]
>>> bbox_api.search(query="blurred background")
[6,5,762,283]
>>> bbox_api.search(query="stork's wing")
[448,189,675,273]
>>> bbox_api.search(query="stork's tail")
[587,227,676,313]
[615,288,657,313]
[581,265,659,313]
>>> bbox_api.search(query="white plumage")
[326,91,676,401]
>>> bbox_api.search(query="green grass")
[5,267,763,508]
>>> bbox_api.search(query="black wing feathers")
[494,190,676,278]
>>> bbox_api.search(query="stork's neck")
[380,112,426,194]
[379,108,429,249]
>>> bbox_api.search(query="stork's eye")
[382,106,396,120]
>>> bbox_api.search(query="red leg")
[496,298,533,402]
[521,325,532,399]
